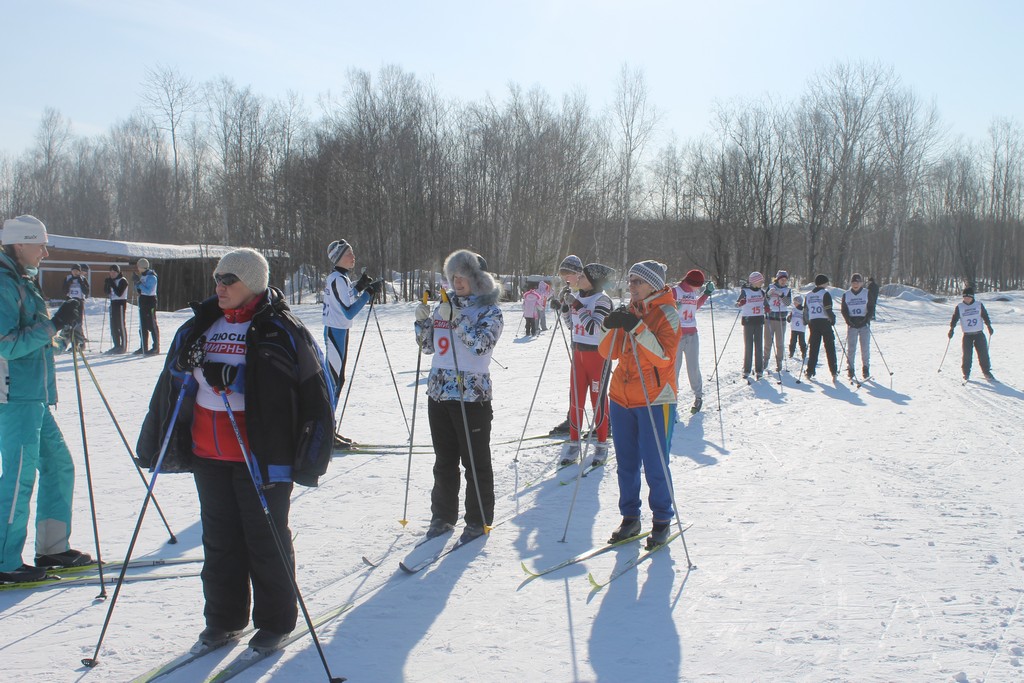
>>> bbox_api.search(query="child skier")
[599,260,680,549]
[671,269,712,413]
[736,272,766,379]
[841,273,873,380]
[948,286,994,381]
[787,294,807,360]
[549,255,583,436]
[763,270,791,373]
[414,250,503,543]
[560,263,614,466]
[804,274,838,381]
[521,283,542,337]
[58,263,90,352]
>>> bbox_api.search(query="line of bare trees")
[1,61,1020,298]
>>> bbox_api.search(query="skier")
[414,249,503,543]
[136,248,333,652]
[841,273,873,380]
[804,274,838,381]
[560,262,614,466]
[736,272,766,379]
[671,269,712,414]
[0,215,92,583]
[58,263,90,352]
[321,239,381,448]
[948,286,995,381]
[133,258,160,355]
[787,294,807,360]
[762,270,792,373]
[535,277,552,331]
[521,283,542,337]
[548,255,583,436]
[103,264,129,354]
[598,260,679,548]
[867,276,880,320]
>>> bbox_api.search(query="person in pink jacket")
[522,284,542,337]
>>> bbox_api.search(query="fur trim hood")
[443,249,501,304]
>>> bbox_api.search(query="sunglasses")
[628,277,646,286]
[214,273,241,286]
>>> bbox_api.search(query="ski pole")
[83,376,193,669]
[372,303,411,439]
[218,394,345,683]
[833,322,848,376]
[559,338,614,544]
[707,292,725,444]
[400,292,429,527]
[937,334,952,373]
[512,313,565,504]
[440,289,492,535]
[626,333,694,569]
[709,307,742,384]
[76,345,177,543]
[71,336,106,598]
[99,297,108,351]
[337,298,373,437]
[868,326,893,377]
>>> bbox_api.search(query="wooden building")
[33,234,286,311]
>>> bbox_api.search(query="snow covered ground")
[1,289,1023,682]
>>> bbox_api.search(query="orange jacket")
[598,287,680,408]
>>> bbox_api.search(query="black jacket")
[136,288,334,487]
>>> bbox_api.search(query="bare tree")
[612,63,657,273]
[141,64,200,217]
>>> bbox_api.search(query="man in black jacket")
[136,248,333,653]
[103,265,129,354]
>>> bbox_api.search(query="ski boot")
[0,564,47,583]
[608,517,641,544]
[591,442,609,468]
[196,625,244,650]
[690,397,703,414]
[647,521,671,550]
[248,629,290,654]
[425,518,456,539]
[35,549,93,568]
[459,523,486,544]
[548,418,570,436]
[559,440,581,467]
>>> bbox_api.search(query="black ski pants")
[741,317,764,376]
[806,320,837,376]
[789,330,807,358]
[109,299,127,350]
[961,332,992,377]
[193,457,297,634]
[139,294,159,351]
[427,398,494,528]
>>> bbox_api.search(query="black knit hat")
[109,264,121,274]
[814,274,829,286]
[582,263,614,290]
[962,286,975,297]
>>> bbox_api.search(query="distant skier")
[549,255,583,436]
[560,263,614,466]
[736,272,766,379]
[762,270,791,373]
[414,250,503,544]
[867,276,880,320]
[599,260,679,549]
[58,263,90,352]
[841,273,873,380]
[804,274,838,381]
[787,294,807,360]
[535,277,552,331]
[521,283,542,337]
[133,258,160,355]
[948,286,994,381]
[102,264,129,354]
[671,269,712,414]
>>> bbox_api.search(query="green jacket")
[0,251,59,404]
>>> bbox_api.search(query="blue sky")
[2,0,1021,155]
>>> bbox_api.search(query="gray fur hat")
[443,249,500,302]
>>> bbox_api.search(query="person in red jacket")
[599,260,680,549]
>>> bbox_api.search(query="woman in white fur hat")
[414,249,504,544]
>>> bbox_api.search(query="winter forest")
[1,60,1022,295]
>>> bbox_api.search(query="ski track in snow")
[0,292,1023,682]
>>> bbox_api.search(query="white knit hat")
[327,239,352,264]
[214,248,269,293]
[136,258,150,270]
[2,215,48,245]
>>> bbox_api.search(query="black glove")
[174,335,207,372]
[988,326,994,335]
[560,303,570,313]
[604,308,640,332]
[947,328,954,339]
[353,272,373,293]
[367,279,385,297]
[202,362,239,391]
[51,299,81,330]
[550,298,560,311]
[828,312,836,326]
[569,297,584,312]
[103,277,114,295]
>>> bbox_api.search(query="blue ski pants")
[609,400,677,523]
